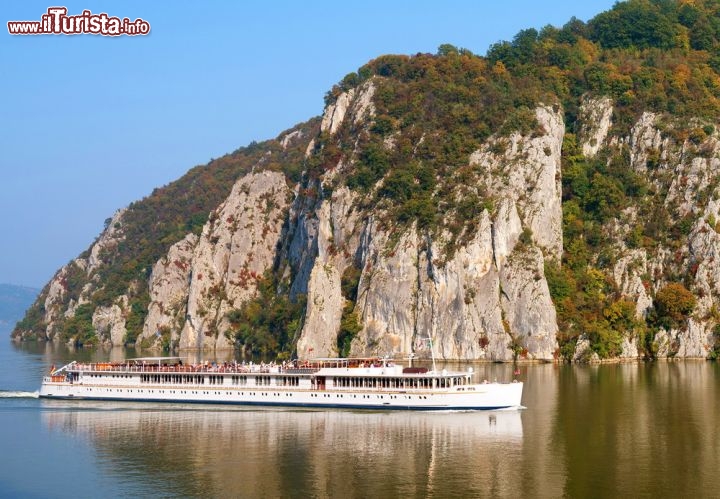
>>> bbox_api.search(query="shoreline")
[10,337,717,364]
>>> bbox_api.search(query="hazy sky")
[1,0,617,288]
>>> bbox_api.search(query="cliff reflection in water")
[42,405,523,497]
[552,361,720,498]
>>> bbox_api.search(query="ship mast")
[427,335,438,374]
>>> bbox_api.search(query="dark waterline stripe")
[39,394,513,411]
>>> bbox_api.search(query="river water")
[1,325,718,498]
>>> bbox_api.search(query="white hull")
[40,360,523,411]
[40,380,523,410]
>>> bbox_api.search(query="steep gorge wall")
[573,98,720,360]
[291,101,564,361]
[16,84,720,362]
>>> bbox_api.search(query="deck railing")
[67,362,288,375]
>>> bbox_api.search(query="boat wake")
[496,405,527,411]
[0,390,40,399]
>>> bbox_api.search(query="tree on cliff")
[653,283,696,329]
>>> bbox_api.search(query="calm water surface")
[1,326,718,498]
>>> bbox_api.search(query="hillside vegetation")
[13,0,720,362]
[15,121,318,346]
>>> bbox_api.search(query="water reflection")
[42,404,523,498]
[552,362,720,498]
[517,363,565,498]
[11,340,720,498]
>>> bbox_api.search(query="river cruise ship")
[39,357,523,411]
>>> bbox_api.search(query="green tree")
[61,303,96,345]
[226,272,306,357]
[588,0,681,50]
[337,304,362,358]
[654,282,696,328]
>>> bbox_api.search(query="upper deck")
[53,356,476,382]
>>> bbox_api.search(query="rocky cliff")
[17,90,720,361]
[14,0,720,362]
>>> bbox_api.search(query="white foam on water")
[0,390,39,398]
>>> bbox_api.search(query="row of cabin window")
[331,377,465,389]
[138,374,299,386]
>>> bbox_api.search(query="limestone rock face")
[492,200,522,268]
[178,170,292,351]
[500,247,559,360]
[321,90,353,135]
[579,109,720,361]
[673,320,712,358]
[689,221,720,317]
[28,69,720,364]
[297,263,344,357]
[42,265,71,340]
[279,129,303,150]
[613,250,652,318]
[627,112,669,172]
[92,298,128,346]
[19,77,567,360]
[573,336,599,363]
[669,155,720,216]
[350,81,376,126]
[349,228,421,359]
[578,96,613,158]
[619,336,640,360]
[471,105,564,261]
[295,105,566,361]
[37,209,128,342]
[320,81,376,135]
[295,187,359,358]
[140,233,198,349]
[651,325,708,359]
[87,209,127,275]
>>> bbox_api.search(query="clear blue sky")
[1,1,617,288]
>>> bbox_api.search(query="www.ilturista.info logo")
[7,7,150,36]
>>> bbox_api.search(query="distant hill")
[0,284,39,326]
